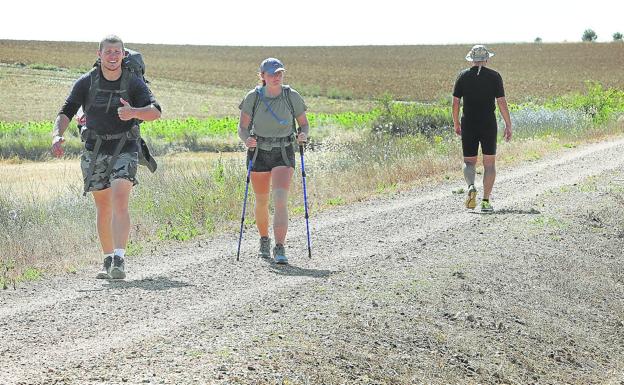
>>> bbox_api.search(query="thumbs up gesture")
[117,98,134,121]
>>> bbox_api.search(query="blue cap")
[260,58,286,75]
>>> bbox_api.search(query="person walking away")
[238,58,309,264]
[51,35,162,279]
[452,44,512,212]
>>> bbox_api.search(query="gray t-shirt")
[239,86,307,138]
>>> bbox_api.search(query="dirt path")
[2,138,624,384]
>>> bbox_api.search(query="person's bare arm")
[51,114,70,157]
[296,113,309,144]
[452,96,461,136]
[496,97,512,141]
[238,111,256,148]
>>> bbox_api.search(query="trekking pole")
[299,141,312,259]
[237,146,257,261]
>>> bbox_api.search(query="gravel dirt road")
[2,138,624,384]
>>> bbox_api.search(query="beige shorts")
[80,151,139,192]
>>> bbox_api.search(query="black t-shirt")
[452,66,505,123]
[59,68,159,154]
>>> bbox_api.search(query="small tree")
[614,32,623,41]
[582,29,598,42]
[534,37,542,43]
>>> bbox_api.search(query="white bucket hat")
[465,45,495,62]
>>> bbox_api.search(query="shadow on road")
[101,276,194,291]
[262,259,334,278]
[493,208,541,215]
[469,208,541,215]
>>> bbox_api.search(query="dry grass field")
[0,152,242,201]
[1,40,624,109]
[0,64,374,122]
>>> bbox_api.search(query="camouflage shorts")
[80,151,139,192]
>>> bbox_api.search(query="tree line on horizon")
[534,29,623,43]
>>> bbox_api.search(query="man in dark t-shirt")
[51,35,162,279]
[452,45,512,212]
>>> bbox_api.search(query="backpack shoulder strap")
[119,69,139,127]
[282,86,297,134]
[248,87,262,134]
[84,67,100,113]
[282,86,295,114]
[119,67,131,94]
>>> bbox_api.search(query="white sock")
[104,252,114,259]
[114,249,125,258]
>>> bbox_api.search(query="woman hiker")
[237,58,309,264]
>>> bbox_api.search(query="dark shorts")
[461,117,498,157]
[247,145,296,172]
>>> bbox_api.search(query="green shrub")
[371,94,452,137]
[545,82,624,124]
[326,87,353,100]
[293,84,323,97]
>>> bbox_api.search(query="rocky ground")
[1,138,624,385]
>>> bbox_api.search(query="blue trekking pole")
[237,146,257,261]
[299,142,312,259]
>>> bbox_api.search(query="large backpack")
[121,49,147,82]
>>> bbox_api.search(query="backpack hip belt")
[256,134,295,167]
[80,124,140,142]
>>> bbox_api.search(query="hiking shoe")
[258,236,271,259]
[480,200,494,213]
[465,185,477,209]
[96,256,112,279]
[110,255,126,279]
[273,244,288,265]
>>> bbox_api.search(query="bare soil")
[2,138,624,384]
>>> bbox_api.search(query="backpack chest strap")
[85,68,131,114]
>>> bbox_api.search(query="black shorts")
[247,145,296,172]
[461,117,498,157]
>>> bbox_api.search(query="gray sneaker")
[273,244,288,265]
[258,237,271,258]
[96,256,112,279]
[110,255,126,279]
